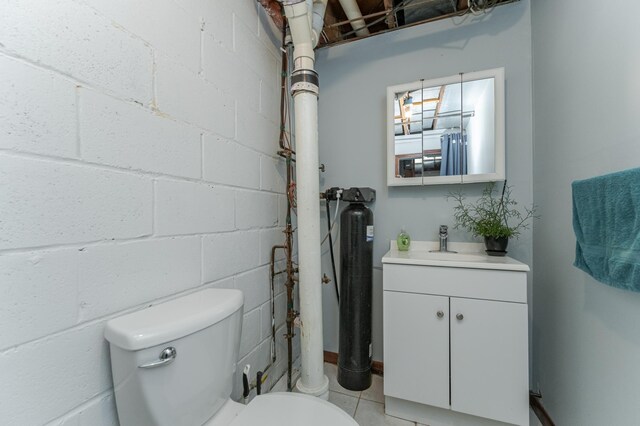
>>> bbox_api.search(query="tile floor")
[325,362,415,425]
[325,362,543,426]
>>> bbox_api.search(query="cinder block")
[259,79,281,125]
[233,337,271,401]
[0,249,79,350]
[206,277,235,290]
[79,89,201,178]
[235,190,278,229]
[77,237,201,321]
[52,392,118,426]
[260,301,272,341]
[155,179,235,236]
[260,155,285,193]
[235,104,279,154]
[257,5,283,61]
[82,0,201,72]
[234,266,270,312]
[202,134,260,189]
[174,0,233,51]
[239,308,261,359]
[201,31,261,104]
[259,227,286,266]
[154,56,235,138]
[278,194,289,227]
[231,1,260,38]
[234,18,277,82]
[0,0,153,103]
[274,292,286,329]
[0,323,112,425]
[274,323,288,372]
[0,154,153,250]
[202,230,260,282]
[272,260,287,296]
[0,55,77,158]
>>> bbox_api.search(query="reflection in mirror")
[462,78,495,176]
[393,87,424,178]
[387,68,504,186]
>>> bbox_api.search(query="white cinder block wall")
[0,0,295,424]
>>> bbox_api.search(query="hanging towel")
[572,167,640,292]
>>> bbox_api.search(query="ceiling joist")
[258,0,519,48]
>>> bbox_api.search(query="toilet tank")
[104,289,243,426]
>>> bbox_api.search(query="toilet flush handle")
[139,347,177,369]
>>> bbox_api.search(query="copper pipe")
[284,154,297,391]
[269,22,301,391]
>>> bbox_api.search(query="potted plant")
[448,182,537,256]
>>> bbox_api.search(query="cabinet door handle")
[456,313,464,321]
[436,310,444,319]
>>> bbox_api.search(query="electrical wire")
[325,199,340,303]
[321,196,340,245]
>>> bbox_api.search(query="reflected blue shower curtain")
[440,132,467,176]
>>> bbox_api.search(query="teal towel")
[572,167,640,292]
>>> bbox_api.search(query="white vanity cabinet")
[382,252,530,426]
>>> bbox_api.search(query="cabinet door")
[383,291,449,409]
[450,297,529,425]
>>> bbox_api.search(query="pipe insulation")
[338,0,370,36]
[281,0,330,400]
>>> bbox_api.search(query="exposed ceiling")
[259,0,518,48]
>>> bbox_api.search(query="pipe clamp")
[291,69,319,96]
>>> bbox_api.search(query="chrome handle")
[139,347,177,369]
[436,310,444,319]
[456,313,464,321]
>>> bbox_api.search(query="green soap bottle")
[397,228,411,251]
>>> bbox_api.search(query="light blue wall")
[531,1,640,424]
[315,1,533,362]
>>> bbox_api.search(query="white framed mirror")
[386,68,505,186]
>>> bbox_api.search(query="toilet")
[104,288,356,426]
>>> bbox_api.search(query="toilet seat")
[229,392,358,426]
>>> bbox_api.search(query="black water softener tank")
[337,187,375,391]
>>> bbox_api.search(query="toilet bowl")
[104,288,356,426]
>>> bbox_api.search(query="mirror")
[387,68,505,186]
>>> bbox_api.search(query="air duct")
[280,0,330,400]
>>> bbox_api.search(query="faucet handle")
[439,225,448,235]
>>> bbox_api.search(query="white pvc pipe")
[338,0,370,36]
[282,0,330,400]
[311,0,329,47]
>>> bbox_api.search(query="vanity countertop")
[382,241,530,272]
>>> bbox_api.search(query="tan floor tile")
[355,399,415,426]
[360,373,384,403]
[329,391,359,417]
[324,362,362,398]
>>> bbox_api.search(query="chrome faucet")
[430,225,457,253]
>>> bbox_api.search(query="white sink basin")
[382,241,530,272]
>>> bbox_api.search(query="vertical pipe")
[282,0,329,400]
[293,90,328,398]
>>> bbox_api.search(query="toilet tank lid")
[104,289,243,351]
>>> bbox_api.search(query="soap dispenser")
[396,228,411,251]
